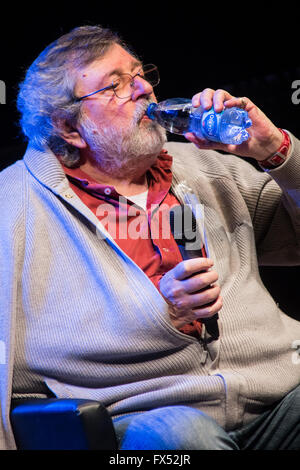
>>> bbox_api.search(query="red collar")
[62,149,173,208]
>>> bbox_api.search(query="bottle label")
[201,109,222,141]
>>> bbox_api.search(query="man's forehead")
[78,44,141,81]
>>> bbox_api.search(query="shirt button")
[162,247,169,252]
[64,193,74,199]
[104,187,112,195]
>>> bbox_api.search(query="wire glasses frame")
[76,64,160,101]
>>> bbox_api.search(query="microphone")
[169,205,219,340]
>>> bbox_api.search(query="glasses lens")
[114,74,132,99]
[142,64,160,87]
[114,65,160,98]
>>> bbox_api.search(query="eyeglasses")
[76,64,160,101]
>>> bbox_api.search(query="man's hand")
[159,257,222,329]
[184,88,284,162]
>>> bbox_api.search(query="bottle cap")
[146,102,157,120]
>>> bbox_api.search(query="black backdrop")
[0,4,299,320]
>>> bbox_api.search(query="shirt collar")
[62,149,173,204]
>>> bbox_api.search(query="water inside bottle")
[160,104,192,134]
[147,99,192,135]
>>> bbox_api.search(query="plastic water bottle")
[146,98,252,145]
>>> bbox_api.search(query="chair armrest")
[10,398,117,450]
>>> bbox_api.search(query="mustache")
[133,98,154,124]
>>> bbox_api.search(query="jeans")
[112,384,300,450]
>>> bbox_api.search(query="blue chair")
[10,398,117,450]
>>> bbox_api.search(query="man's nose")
[131,76,154,101]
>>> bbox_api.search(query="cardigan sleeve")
[166,133,300,267]
[219,132,300,266]
[0,160,25,449]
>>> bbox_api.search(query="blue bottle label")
[201,109,222,141]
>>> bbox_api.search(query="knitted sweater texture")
[1,139,300,449]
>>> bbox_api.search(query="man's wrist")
[259,129,291,170]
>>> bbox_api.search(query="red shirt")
[62,150,203,337]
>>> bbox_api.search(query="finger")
[184,132,210,146]
[224,96,254,112]
[192,88,215,109]
[212,89,234,113]
[184,132,214,148]
[192,295,223,319]
[188,285,221,309]
[184,132,212,146]
[174,257,214,281]
[184,132,231,152]
[182,270,219,293]
[191,91,201,108]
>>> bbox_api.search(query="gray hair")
[17,25,135,166]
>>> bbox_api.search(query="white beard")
[80,99,167,178]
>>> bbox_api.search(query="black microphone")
[169,205,219,340]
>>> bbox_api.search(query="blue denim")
[113,406,238,450]
[112,385,300,450]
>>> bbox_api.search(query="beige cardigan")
[1,138,300,449]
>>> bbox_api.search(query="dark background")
[0,4,299,320]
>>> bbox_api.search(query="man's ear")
[54,116,87,149]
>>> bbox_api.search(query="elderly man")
[1,25,300,450]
